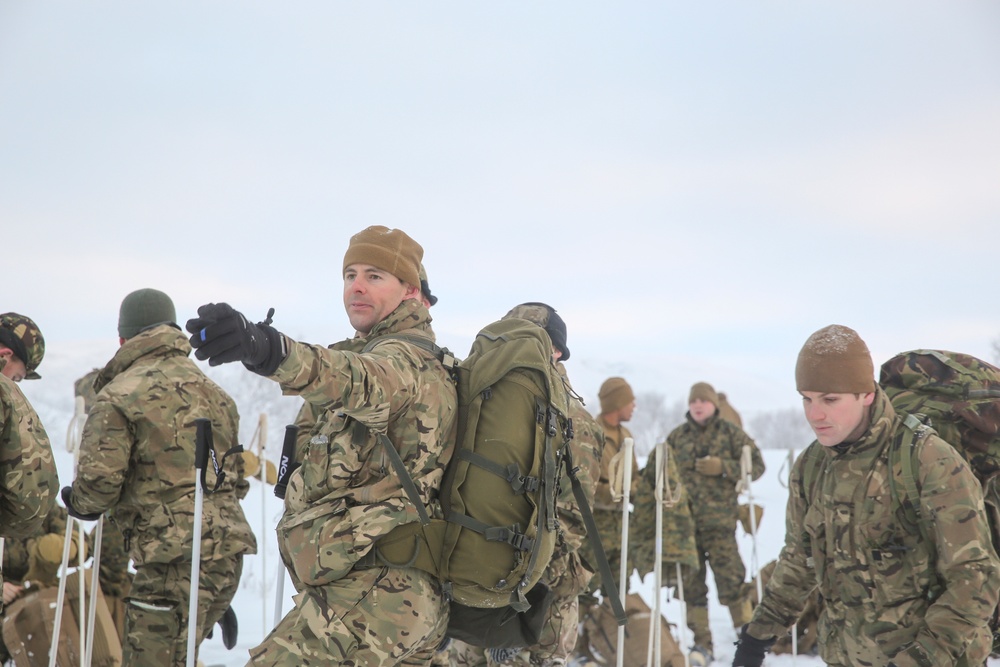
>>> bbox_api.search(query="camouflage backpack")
[879,349,1000,483]
[358,318,624,647]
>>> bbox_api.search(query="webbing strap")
[563,447,627,626]
[458,450,539,494]
[375,432,431,526]
[448,511,534,552]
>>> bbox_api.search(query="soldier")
[186,226,457,666]
[0,312,59,538]
[732,325,1000,667]
[61,288,257,667]
[669,381,764,665]
[451,302,604,667]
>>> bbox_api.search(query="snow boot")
[686,604,713,656]
[688,644,714,666]
[728,597,754,628]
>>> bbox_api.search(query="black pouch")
[445,582,554,649]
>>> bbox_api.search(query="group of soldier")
[3,224,998,667]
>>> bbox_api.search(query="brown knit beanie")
[688,381,719,408]
[795,324,875,393]
[343,226,423,287]
[599,377,634,415]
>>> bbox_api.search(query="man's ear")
[402,282,421,301]
[862,391,876,407]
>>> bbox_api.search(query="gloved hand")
[695,455,724,477]
[219,605,238,649]
[241,450,262,479]
[185,303,285,375]
[732,624,775,667]
[35,533,78,564]
[487,647,522,663]
[61,486,102,521]
[264,459,278,485]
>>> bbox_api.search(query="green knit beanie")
[118,288,177,339]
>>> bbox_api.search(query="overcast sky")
[4,2,999,419]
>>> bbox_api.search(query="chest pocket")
[857,494,935,610]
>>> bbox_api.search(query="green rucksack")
[357,318,625,647]
[879,349,1000,483]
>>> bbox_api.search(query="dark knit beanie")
[599,377,634,415]
[343,226,423,288]
[118,288,177,339]
[795,324,875,393]
[418,264,438,306]
[502,302,570,361]
[688,381,719,408]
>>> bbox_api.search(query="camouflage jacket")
[555,362,603,556]
[668,412,764,526]
[592,416,639,510]
[291,335,366,463]
[0,373,58,541]
[748,389,1000,667]
[272,300,457,589]
[71,325,257,566]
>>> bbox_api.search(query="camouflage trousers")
[123,554,242,667]
[249,566,448,666]
[577,508,630,599]
[684,522,746,607]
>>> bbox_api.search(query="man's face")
[343,263,416,335]
[689,399,716,425]
[0,349,27,382]
[800,390,875,447]
[617,400,636,422]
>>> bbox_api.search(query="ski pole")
[187,419,212,667]
[272,424,299,629]
[616,437,633,667]
[741,445,763,600]
[49,518,77,667]
[648,439,664,667]
[251,412,269,639]
[85,517,104,667]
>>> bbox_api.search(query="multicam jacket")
[0,373,57,541]
[272,300,457,589]
[748,389,1000,667]
[71,325,257,566]
[669,411,764,527]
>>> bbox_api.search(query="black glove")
[732,624,775,667]
[185,303,285,375]
[219,605,238,649]
[61,486,102,521]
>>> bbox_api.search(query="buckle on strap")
[484,526,534,552]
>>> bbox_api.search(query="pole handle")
[194,418,212,471]
[274,425,300,500]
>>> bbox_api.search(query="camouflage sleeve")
[291,399,321,463]
[271,339,429,430]
[905,437,1000,665]
[723,425,765,482]
[747,448,819,639]
[71,397,132,517]
[0,382,58,539]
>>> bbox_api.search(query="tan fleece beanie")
[343,226,423,287]
[599,377,635,415]
[795,324,875,393]
[688,381,719,407]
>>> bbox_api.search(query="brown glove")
[695,455,723,477]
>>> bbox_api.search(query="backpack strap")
[353,333,458,526]
[889,413,926,535]
[563,445,628,626]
